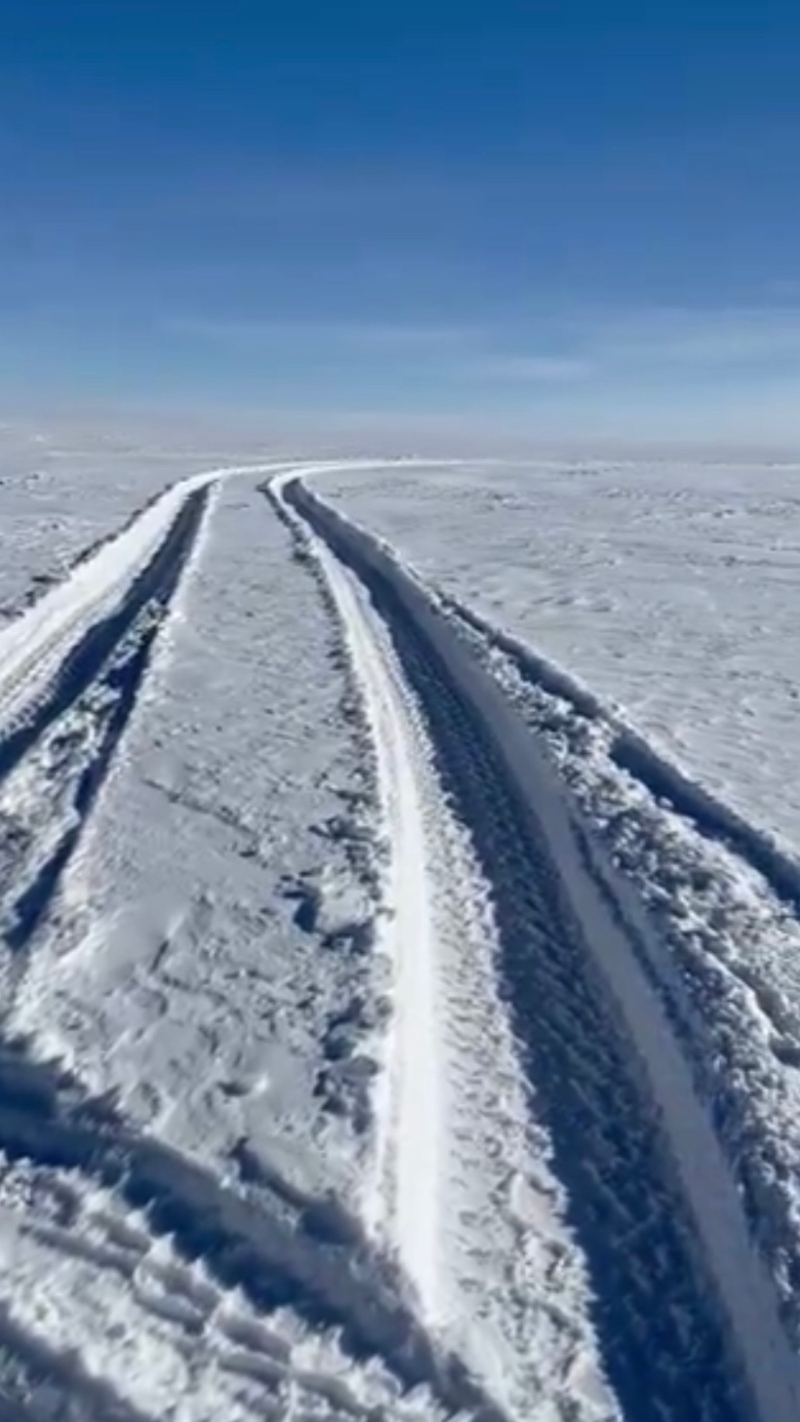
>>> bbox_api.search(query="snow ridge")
[442,593,800,913]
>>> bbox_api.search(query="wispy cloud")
[160,314,473,348]
[466,306,800,392]
[159,303,800,414]
[597,306,800,368]
[473,353,591,382]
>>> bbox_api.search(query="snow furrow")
[283,476,800,1422]
[0,482,217,774]
[0,457,342,754]
[440,591,800,915]
[281,523,617,1421]
[438,591,800,1358]
[0,486,214,968]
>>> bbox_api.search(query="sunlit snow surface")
[3,431,800,1420]
[0,422,265,620]
[321,458,800,856]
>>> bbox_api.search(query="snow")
[0,421,250,621]
[8,475,378,1195]
[0,466,494,1421]
[319,458,800,858]
[276,482,620,1420]
[309,462,800,1389]
[441,591,800,1359]
[312,538,443,1315]
[3,438,800,1421]
[286,478,770,1421]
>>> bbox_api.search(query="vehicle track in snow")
[0,457,415,978]
[0,462,505,1422]
[282,476,800,1422]
[2,457,798,1420]
[0,485,213,967]
[270,486,620,1421]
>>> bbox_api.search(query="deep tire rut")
[284,477,763,1422]
[0,487,210,955]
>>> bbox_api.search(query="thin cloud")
[473,354,591,382]
[588,306,800,369]
[161,314,474,348]
[474,307,800,388]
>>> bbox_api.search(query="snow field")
[2,447,800,1421]
[319,459,800,859]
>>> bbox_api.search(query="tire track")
[373,602,737,1422]
[437,586,800,1362]
[283,476,800,1422]
[440,591,800,915]
[0,487,210,957]
[0,487,209,789]
[302,528,618,1421]
[0,459,504,1419]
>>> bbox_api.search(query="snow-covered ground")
[2,440,800,1421]
[0,420,272,621]
[320,459,800,857]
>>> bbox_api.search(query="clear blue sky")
[2,1,800,442]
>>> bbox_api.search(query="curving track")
[0,461,502,1422]
[280,474,800,1422]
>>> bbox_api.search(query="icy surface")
[320,459,800,855]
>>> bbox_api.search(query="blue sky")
[2,1,800,443]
